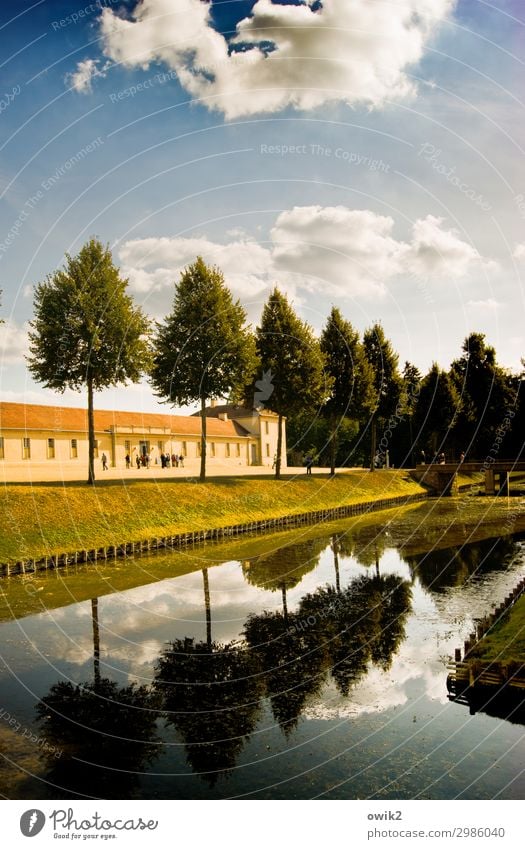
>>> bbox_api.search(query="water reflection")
[0,503,522,798]
[36,597,160,798]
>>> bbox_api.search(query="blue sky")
[1,0,524,413]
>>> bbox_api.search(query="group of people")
[122,452,185,469]
[160,452,184,468]
[419,450,466,465]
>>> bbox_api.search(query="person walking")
[101,452,108,471]
[305,453,313,475]
[179,454,184,468]
[125,453,130,469]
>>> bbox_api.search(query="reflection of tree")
[155,638,262,785]
[36,598,160,798]
[406,537,518,594]
[154,568,263,786]
[244,610,325,735]
[297,573,412,695]
[242,538,324,624]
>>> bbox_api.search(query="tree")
[414,363,460,459]
[450,333,514,459]
[27,238,150,485]
[255,288,330,478]
[150,257,257,481]
[397,361,422,467]
[362,323,402,471]
[320,307,375,475]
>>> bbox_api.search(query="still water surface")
[1,501,525,799]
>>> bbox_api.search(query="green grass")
[469,596,525,667]
[1,470,425,565]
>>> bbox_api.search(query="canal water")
[1,501,525,800]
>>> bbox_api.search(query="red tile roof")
[0,402,250,438]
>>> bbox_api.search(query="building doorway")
[250,444,258,465]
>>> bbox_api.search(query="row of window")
[0,437,249,460]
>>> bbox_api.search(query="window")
[197,442,201,457]
[47,438,55,459]
[158,440,164,452]
[94,439,99,458]
[264,420,269,435]
[71,439,78,458]
[266,443,270,457]
[0,436,4,459]
[236,443,241,458]
[23,437,31,459]
[124,440,131,453]
[182,441,187,455]
[226,443,231,458]
[210,442,216,457]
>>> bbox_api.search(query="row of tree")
[20,238,524,483]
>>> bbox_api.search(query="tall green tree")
[362,323,402,471]
[320,307,375,475]
[150,257,257,481]
[398,361,422,466]
[255,288,330,478]
[414,363,460,458]
[27,238,150,485]
[450,333,514,458]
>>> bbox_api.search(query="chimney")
[210,400,217,408]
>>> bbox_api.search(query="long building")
[0,401,286,472]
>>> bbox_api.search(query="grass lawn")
[1,470,425,564]
[470,595,525,667]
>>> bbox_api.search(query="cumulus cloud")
[0,320,29,364]
[66,58,108,93]
[406,215,495,279]
[513,243,525,260]
[119,234,273,298]
[70,0,453,118]
[270,206,407,297]
[466,298,500,311]
[119,205,492,304]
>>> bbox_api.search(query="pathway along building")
[0,401,285,475]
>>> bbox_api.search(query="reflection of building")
[0,401,286,472]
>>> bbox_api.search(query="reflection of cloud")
[90,0,453,119]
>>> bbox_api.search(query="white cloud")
[72,0,454,118]
[0,320,29,364]
[466,297,500,311]
[119,206,494,305]
[406,215,495,279]
[119,235,273,298]
[270,205,407,297]
[513,243,525,260]
[66,58,108,93]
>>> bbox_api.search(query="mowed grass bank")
[1,470,424,564]
[470,595,525,667]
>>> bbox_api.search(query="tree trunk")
[275,413,283,479]
[87,376,96,485]
[202,568,212,650]
[200,395,207,482]
[375,547,380,578]
[332,535,341,594]
[329,414,337,477]
[369,412,377,472]
[91,598,101,690]
[281,583,288,626]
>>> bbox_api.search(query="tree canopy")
[150,257,257,480]
[255,288,330,478]
[27,238,151,484]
